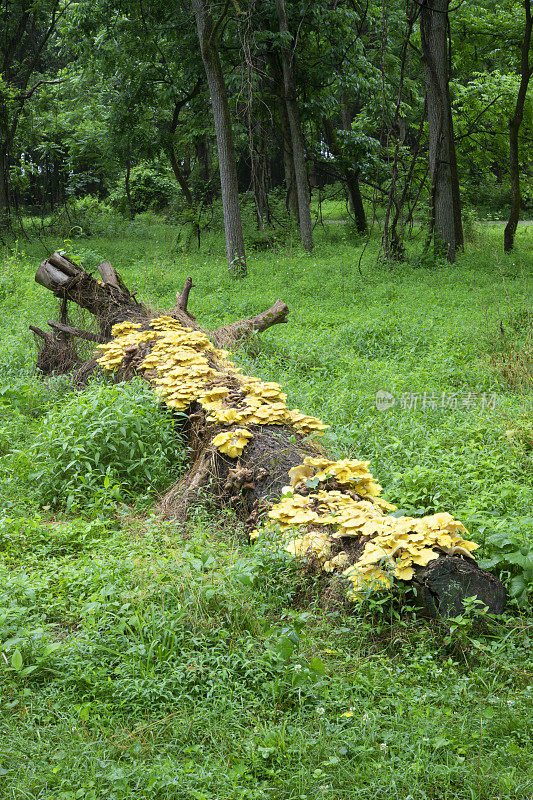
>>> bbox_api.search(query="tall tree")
[275,0,313,252]
[504,0,533,252]
[322,115,367,234]
[420,0,463,262]
[191,0,247,276]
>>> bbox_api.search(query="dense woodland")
[1,0,533,262]
[1,3,533,799]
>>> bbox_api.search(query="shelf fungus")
[97,316,480,603]
[33,253,506,618]
[212,428,253,458]
[97,316,330,461]
[255,459,479,602]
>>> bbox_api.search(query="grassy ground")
[1,217,533,799]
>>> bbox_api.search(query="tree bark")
[250,128,271,229]
[191,0,247,276]
[275,0,313,252]
[195,135,213,204]
[35,252,146,339]
[125,160,134,220]
[504,0,533,253]
[167,145,195,208]
[277,91,300,222]
[420,0,463,263]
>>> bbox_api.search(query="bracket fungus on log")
[31,252,506,618]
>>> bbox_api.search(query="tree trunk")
[277,93,300,222]
[0,145,10,229]
[504,0,533,253]
[322,117,367,234]
[195,135,213,204]
[30,251,507,620]
[191,0,247,277]
[340,103,367,231]
[275,0,313,252]
[167,145,195,208]
[249,125,271,230]
[420,0,463,263]
[346,173,367,235]
[125,160,134,220]
[251,148,270,230]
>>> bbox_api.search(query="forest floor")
[1,218,533,799]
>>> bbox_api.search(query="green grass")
[1,218,533,799]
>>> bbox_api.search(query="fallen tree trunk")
[31,252,506,618]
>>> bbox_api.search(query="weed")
[0,220,533,799]
[11,379,188,511]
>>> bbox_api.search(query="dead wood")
[35,252,146,336]
[210,299,289,347]
[175,276,194,312]
[31,251,507,618]
[30,324,81,374]
[412,555,506,618]
[32,253,302,514]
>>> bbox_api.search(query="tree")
[191,0,248,276]
[504,0,533,252]
[68,0,206,214]
[274,0,313,252]
[31,249,507,618]
[420,0,463,262]
[0,0,66,227]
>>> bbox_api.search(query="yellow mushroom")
[212,428,253,458]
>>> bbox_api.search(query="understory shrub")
[13,380,187,510]
[48,196,126,237]
[109,165,176,215]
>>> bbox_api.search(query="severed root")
[30,325,82,375]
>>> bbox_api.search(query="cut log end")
[413,556,507,618]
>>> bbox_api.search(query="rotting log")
[31,252,506,618]
[413,556,506,619]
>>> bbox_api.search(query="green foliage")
[481,524,533,607]
[48,197,128,238]
[12,380,187,511]
[109,165,176,215]
[461,207,479,243]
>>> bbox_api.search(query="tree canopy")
[1,0,532,259]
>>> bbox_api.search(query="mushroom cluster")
[97,317,327,459]
[96,321,159,369]
[288,456,386,500]
[97,317,479,601]
[212,428,253,458]
[341,512,478,599]
[255,458,478,600]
